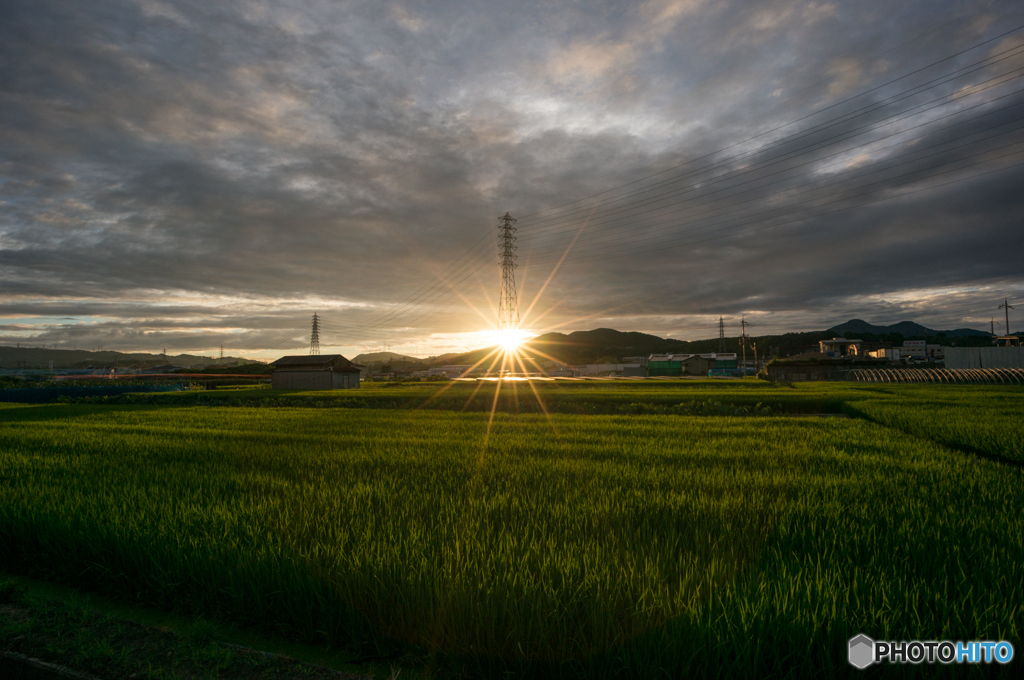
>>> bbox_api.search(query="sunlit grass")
[0,401,1021,678]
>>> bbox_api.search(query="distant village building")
[944,346,1024,369]
[867,347,901,361]
[579,363,644,376]
[899,340,943,361]
[819,338,862,357]
[270,355,363,390]
[647,353,737,376]
[427,365,472,378]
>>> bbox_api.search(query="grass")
[52,378,877,415]
[1,387,1022,678]
[843,385,1024,463]
[0,574,377,679]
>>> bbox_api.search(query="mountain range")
[826,319,991,337]
[434,319,997,367]
[0,318,1000,370]
[0,346,250,370]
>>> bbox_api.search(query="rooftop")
[271,354,363,369]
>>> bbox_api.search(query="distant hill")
[423,352,464,364]
[352,351,423,364]
[178,362,272,375]
[0,346,254,370]
[527,328,689,364]
[428,318,998,368]
[827,319,990,338]
[435,328,741,367]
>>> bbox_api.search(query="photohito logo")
[848,634,1014,668]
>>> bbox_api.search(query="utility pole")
[740,317,747,372]
[497,212,520,331]
[740,317,754,375]
[220,344,224,361]
[310,313,321,355]
[999,298,1014,335]
[718,316,726,354]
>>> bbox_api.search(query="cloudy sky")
[2,0,1023,359]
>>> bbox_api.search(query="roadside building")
[681,355,714,375]
[819,338,863,357]
[428,364,472,378]
[580,363,643,375]
[712,353,739,369]
[270,355,361,390]
[944,346,1024,369]
[648,354,686,376]
[647,353,737,376]
[900,340,943,362]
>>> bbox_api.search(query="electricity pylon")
[310,312,321,355]
[497,212,519,331]
[718,317,726,353]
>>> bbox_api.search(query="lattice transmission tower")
[309,312,321,355]
[497,212,519,330]
[718,316,726,353]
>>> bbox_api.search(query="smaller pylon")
[310,313,321,355]
[718,317,726,354]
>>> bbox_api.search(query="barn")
[270,355,362,390]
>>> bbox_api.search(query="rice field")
[0,382,1022,678]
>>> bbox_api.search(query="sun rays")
[414,206,619,446]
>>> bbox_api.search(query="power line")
[317,27,1024,346]
[516,18,1024,224]
[523,101,1024,264]
[316,137,1024,347]
[249,15,1024,351]
[519,47,1024,240]
[515,66,1024,265]
[298,14,1024,350]
[316,234,497,342]
[999,298,1015,335]
[539,151,1024,269]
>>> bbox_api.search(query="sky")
[2,0,1023,359]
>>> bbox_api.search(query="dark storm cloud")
[2,0,1023,355]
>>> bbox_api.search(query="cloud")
[1,0,1023,357]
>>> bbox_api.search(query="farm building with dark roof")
[270,354,363,390]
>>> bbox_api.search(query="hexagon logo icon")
[849,634,874,669]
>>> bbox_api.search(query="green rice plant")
[845,387,1024,463]
[0,403,1021,678]
[48,379,877,415]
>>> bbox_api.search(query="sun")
[490,328,532,352]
